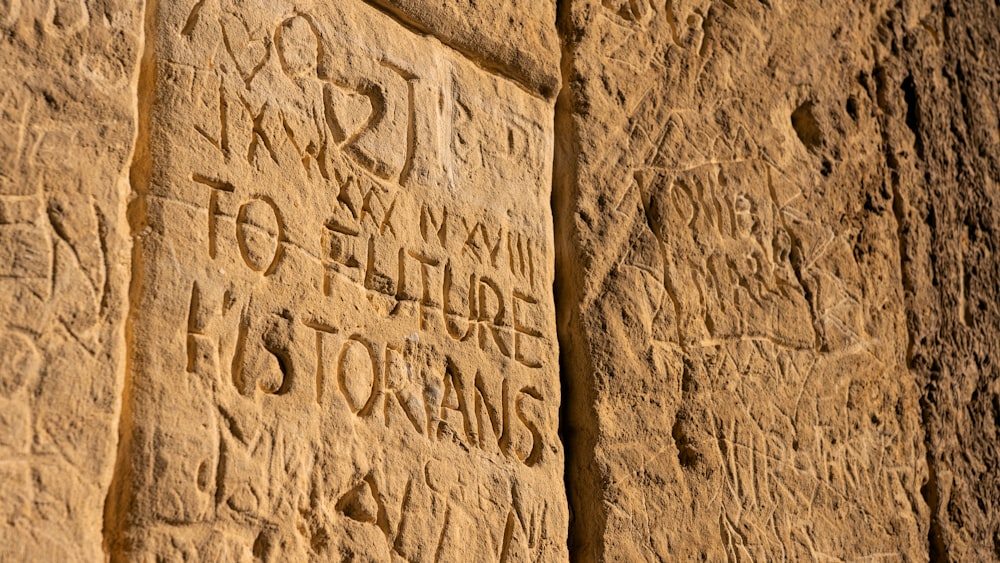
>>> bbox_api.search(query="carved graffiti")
[117,0,562,559]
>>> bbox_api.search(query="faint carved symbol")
[0,330,40,397]
[336,476,381,525]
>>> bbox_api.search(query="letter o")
[336,337,379,415]
[236,197,283,275]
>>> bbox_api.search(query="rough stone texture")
[365,0,561,98]
[554,0,989,559]
[103,0,566,560]
[0,0,141,559]
[897,1,1000,558]
[3,0,1000,560]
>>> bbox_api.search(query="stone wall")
[1,0,998,560]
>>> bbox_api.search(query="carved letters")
[117,0,563,558]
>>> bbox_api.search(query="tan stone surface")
[103,0,566,560]
[0,0,141,559]
[366,0,561,99]
[556,1,929,559]
[4,0,1000,560]
[891,1,1000,557]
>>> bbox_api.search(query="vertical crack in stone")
[873,11,948,559]
[552,1,606,559]
[102,0,157,557]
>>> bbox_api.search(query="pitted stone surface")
[555,1,931,559]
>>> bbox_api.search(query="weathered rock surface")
[366,0,561,98]
[1,0,999,561]
[896,1,1000,558]
[103,0,566,560]
[555,0,1000,560]
[0,0,141,559]
[556,1,927,558]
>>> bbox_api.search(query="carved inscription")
[570,52,923,555]
[1,0,139,555]
[1,0,91,36]
[117,0,564,559]
[637,160,816,350]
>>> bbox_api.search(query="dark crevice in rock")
[102,0,158,558]
[790,100,824,152]
[553,0,606,560]
[921,392,948,562]
[901,75,925,161]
